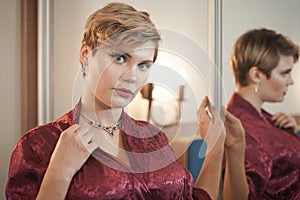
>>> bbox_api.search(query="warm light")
[178,68,187,85]
[155,51,189,86]
[152,84,176,101]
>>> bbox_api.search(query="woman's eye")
[138,63,151,71]
[112,55,126,64]
[281,70,291,76]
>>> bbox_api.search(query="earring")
[82,66,87,77]
[254,83,259,93]
[82,58,88,77]
[83,57,88,66]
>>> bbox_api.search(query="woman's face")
[259,55,294,103]
[84,41,156,108]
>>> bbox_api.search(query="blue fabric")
[187,139,206,181]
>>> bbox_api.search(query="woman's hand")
[224,111,245,151]
[195,96,226,200]
[272,112,298,134]
[197,96,226,154]
[223,110,248,200]
[48,124,99,179]
[36,124,99,200]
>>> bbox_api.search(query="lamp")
[140,83,185,127]
[140,83,154,121]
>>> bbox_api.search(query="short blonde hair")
[82,2,161,61]
[230,28,299,86]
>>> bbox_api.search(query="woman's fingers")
[77,126,100,152]
[77,126,91,143]
[197,96,226,155]
[198,96,209,116]
[272,112,297,133]
[66,124,81,135]
[197,96,211,138]
[272,113,287,126]
[58,124,98,158]
[198,96,216,123]
[224,110,245,149]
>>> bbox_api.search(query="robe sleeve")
[6,128,57,200]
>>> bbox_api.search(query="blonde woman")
[6,3,245,200]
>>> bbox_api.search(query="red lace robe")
[6,102,210,200]
[227,93,300,200]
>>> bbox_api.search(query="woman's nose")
[122,66,137,83]
[288,74,294,86]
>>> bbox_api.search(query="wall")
[222,0,300,114]
[0,0,21,198]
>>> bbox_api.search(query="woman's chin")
[111,98,132,108]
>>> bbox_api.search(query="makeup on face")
[88,42,156,108]
[261,55,294,102]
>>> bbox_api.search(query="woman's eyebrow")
[283,68,292,73]
[124,52,155,63]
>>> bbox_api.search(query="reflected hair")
[230,28,299,86]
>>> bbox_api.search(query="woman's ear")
[79,42,89,65]
[248,66,261,84]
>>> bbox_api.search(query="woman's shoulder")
[227,93,263,122]
[20,122,60,145]
[17,109,75,152]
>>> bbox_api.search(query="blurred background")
[1,0,300,198]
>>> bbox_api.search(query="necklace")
[80,112,122,137]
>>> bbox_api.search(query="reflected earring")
[254,83,259,93]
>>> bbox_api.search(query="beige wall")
[0,0,21,198]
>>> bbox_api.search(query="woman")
[226,28,300,199]
[6,3,245,200]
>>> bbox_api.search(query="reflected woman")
[226,28,300,199]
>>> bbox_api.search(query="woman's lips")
[114,88,133,98]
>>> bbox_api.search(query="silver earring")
[83,58,88,66]
[82,58,88,77]
[82,66,87,77]
[254,83,259,93]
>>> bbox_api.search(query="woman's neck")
[80,92,123,126]
[236,86,263,113]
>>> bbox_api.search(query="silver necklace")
[80,112,122,137]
